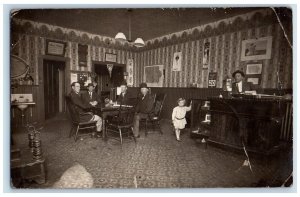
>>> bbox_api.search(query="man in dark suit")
[69,82,102,134]
[116,81,132,105]
[82,83,101,107]
[133,83,155,138]
[231,70,254,94]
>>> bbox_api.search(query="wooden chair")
[65,96,97,142]
[105,104,136,146]
[143,93,167,136]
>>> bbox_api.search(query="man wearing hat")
[116,81,132,105]
[82,83,101,107]
[231,70,254,94]
[133,83,155,138]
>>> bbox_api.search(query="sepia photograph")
[8,6,293,190]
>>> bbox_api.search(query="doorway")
[43,59,65,120]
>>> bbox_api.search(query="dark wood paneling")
[128,87,222,119]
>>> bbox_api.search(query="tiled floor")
[11,113,293,189]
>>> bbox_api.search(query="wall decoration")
[70,73,78,84]
[241,36,273,61]
[107,64,114,78]
[144,65,164,87]
[208,72,217,88]
[247,77,260,85]
[172,52,182,71]
[45,39,66,56]
[127,59,134,86]
[105,53,117,63]
[77,73,88,87]
[246,63,263,75]
[203,42,210,68]
[78,44,88,67]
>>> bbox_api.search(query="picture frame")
[45,39,66,56]
[247,77,261,85]
[105,53,117,63]
[241,36,272,61]
[144,65,164,87]
[246,63,262,75]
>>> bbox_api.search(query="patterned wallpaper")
[11,8,292,89]
[135,9,292,89]
[11,19,138,86]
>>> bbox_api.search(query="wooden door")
[43,60,65,120]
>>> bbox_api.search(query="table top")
[95,104,133,112]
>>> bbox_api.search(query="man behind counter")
[231,70,254,94]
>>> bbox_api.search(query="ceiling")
[13,7,263,41]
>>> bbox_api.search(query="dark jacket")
[81,90,101,107]
[117,91,133,105]
[232,81,254,94]
[69,91,93,122]
[135,93,155,114]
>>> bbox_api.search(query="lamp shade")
[115,32,126,41]
[134,38,145,47]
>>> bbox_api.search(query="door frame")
[38,55,70,122]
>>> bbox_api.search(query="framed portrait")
[246,64,262,75]
[105,53,117,63]
[241,36,272,61]
[172,52,182,71]
[45,39,66,56]
[247,77,261,85]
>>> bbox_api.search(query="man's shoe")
[135,135,140,138]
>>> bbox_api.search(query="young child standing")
[172,98,192,141]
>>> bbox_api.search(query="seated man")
[116,81,133,105]
[69,82,102,136]
[82,83,101,107]
[231,70,254,94]
[133,83,155,138]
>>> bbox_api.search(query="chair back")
[65,95,80,123]
[152,93,167,118]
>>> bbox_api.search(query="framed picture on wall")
[45,39,66,56]
[105,53,117,63]
[246,63,262,75]
[241,36,272,61]
[247,77,261,85]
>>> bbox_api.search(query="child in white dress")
[172,98,192,141]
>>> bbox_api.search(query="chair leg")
[74,126,80,142]
[119,128,123,145]
[145,120,148,137]
[158,121,163,135]
[69,125,75,138]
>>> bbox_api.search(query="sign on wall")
[172,52,182,71]
[208,72,217,88]
[127,59,134,86]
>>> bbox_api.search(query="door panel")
[43,60,64,120]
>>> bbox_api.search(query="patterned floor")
[12,114,293,189]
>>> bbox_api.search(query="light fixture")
[115,9,145,48]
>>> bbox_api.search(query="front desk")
[191,97,292,155]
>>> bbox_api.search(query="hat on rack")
[232,70,245,78]
[139,82,148,89]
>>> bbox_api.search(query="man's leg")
[91,115,102,132]
[133,113,142,137]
